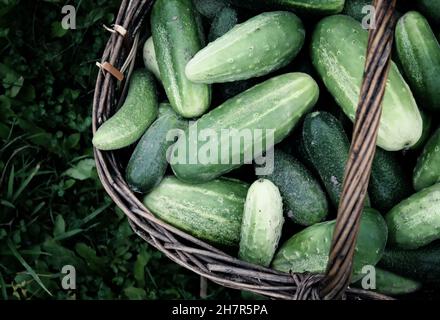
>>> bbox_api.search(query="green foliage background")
[0,0,235,300]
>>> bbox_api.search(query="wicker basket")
[92,0,398,300]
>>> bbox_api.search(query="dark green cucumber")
[151,0,211,118]
[369,148,412,213]
[171,73,319,183]
[193,0,230,20]
[354,268,421,296]
[239,179,284,267]
[92,70,158,151]
[126,111,187,193]
[302,111,370,208]
[311,15,422,151]
[413,127,440,191]
[186,12,305,83]
[255,149,328,226]
[209,7,238,42]
[143,176,248,246]
[342,0,371,22]
[416,0,440,25]
[395,11,440,112]
[379,243,440,284]
[386,183,440,249]
[229,0,345,15]
[272,209,388,281]
[411,109,433,150]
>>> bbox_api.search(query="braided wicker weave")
[93,0,397,300]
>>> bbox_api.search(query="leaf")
[63,158,96,181]
[53,215,66,237]
[7,238,52,296]
[123,287,147,300]
[50,21,68,38]
[134,248,151,288]
[75,243,107,274]
[42,239,86,273]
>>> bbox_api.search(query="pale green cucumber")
[386,183,440,249]
[395,11,440,112]
[143,176,248,247]
[239,179,284,267]
[413,127,440,191]
[158,102,174,117]
[151,0,211,118]
[311,15,422,151]
[142,37,161,80]
[170,73,319,183]
[186,12,305,84]
[272,209,388,281]
[92,70,158,151]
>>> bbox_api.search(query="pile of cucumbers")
[93,0,440,297]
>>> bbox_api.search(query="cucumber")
[126,111,188,193]
[416,0,440,25]
[411,109,433,150]
[311,15,423,151]
[302,111,370,209]
[142,37,161,80]
[386,183,440,249]
[395,11,440,113]
[209,7,238,42]
[92,70,158,151]
[343,0,371,22]
[369,148,412,213]
[379,243,440,285]
[229,0,345,15]
[158,102,174,117]
[151,0,211,118]
[171,73,319,183]
[255,149,328,226]
[272,209,388,281]
[239,179,284,267]
[413,127,440,191]
[143,176,248,247]
[193,0,230,20]
[354,268,421,296]
[186,12,305,84]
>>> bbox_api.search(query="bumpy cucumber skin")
[158,102,174,117]
[256,150,328,226]
[302,111,370,208]
[209,7,238,42]
[416,0,440,25]
[126,112,187,194]
[186,12,305,84]
[311,15,423,151]
[171,73,319,183]
[369,148,412,213]
[230,0,344,15]
[92,70,158,151]
[272,209,388,281]
[396,11,440,112]
[239,179,284,267]
[143,37,161,80]
[143,176,248,247]
[411,109,433,150]
[386,183,440,249]
[151,0,211,118]
[379,243,440,284]
[342,0,371,22]
[413,128,440,191]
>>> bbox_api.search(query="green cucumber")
[343,0,371,22]
[158,102,174,117]
[193,0,230,20]
[142,37,161,80]
[354,268,421,296]
[302,111,370,208]
[411,109,433,150]
[272,209,388,281]
[255,149,328,226]
[151,0,211,118]
[229,0,345,15]
[416,0,440,25]
[395,11,440,112]
[369,148,412,213]
[209,7,238,42]
[379,243,440,284]
[386,183,440,249]
[413,127,440,191]
[143,176,248,247]
[186,12,305,84]
[239,179,284,267]
[126,111,187,193]
[171,73,319,183]
[92,70,158,151]
[311,15,423,151]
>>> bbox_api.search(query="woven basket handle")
[320,0,397,300]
